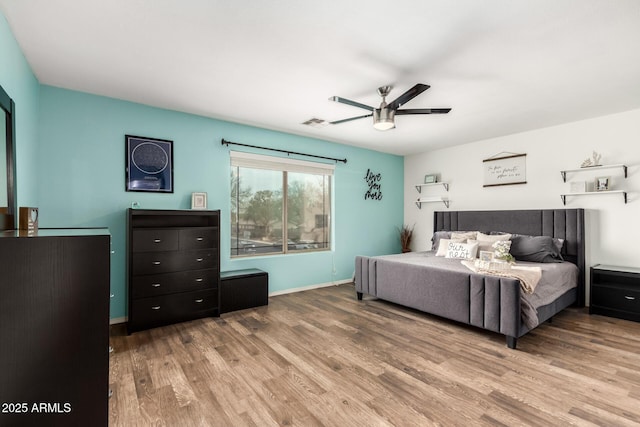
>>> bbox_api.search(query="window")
[230,151,332,257]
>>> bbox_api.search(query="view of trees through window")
[231,167,330,256]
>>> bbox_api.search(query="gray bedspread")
[355,251,578,331]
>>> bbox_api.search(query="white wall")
[405,109,640,286]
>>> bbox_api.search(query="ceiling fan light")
[373,120,395,131]
[373,109,395,131]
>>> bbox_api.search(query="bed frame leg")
[506,336,517,349]
[356,292,363,301]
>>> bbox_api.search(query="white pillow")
[472,232,512,255]
[435,238,465,256]
[468,238,498,253]
[451,231,478,241]
[467,239,491,253]
[445,241,479,259]
[477,231,512,242]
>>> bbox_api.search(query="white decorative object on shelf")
[569,181,586,193]
[581,151,602,168]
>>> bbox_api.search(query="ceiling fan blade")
[396,108,451,115]
[329,113,373,125]
[329,96,374,112]
[386,84,430,110]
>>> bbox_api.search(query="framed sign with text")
[483,152,526,187]
[125,135,174,193]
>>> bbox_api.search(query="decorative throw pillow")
[431,230,452,251]
[451,231,478,241]
[477,231,512,242]
[492,231,565,255]
[435,238,465,256]
[467,239,491,253]
[472,232,512,253]
[445,241,479,259]
[509,235,563,263]
[492,240,513,262]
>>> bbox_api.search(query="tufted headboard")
[434,209,585,306]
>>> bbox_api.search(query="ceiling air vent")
[302,118,329,128]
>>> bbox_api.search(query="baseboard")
[108,280,354,324]
[268,278,353,297]
[109,316,127,325]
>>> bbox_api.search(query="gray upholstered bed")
[354,209,585,349]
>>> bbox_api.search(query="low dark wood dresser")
[127,209,220,333]
[220,268,269,314]
[590,264,640,322]
[0,228,110,426]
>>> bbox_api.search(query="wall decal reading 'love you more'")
[364,169,382,201]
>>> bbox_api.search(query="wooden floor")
[109,283,640,426]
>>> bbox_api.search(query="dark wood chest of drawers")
[590,264,640,322]
[127,209,220,333]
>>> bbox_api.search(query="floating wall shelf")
[415,182,449,193]
[560,164,627,182]
[560,190,627,205]
[416,197,450,209]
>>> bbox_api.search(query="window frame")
[230,151,333,258]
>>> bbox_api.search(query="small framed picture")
[595,176,610,192]
[479,251,494,262]
[424,174,438,184]
[570,181,586,193]
[191,192,208,209]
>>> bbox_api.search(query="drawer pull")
[195,299,204,303]
[154,239,162,243]
[624,296,636,300]
[196,258,204,262]
[152,261,161,265]
[151,306,161,310]
[195,278,203,282]
[196,237,204,241]
[151,283,161,288]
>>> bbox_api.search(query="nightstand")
[590,264,640,322]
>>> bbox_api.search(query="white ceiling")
[2,0,639,156]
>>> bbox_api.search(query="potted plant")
[397,224,414,253]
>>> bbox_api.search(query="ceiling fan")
[329,83,451,131]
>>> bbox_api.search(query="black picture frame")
[125,135,174,193]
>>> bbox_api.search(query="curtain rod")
[220,138,347,164]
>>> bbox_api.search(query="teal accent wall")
[38,86,404,320]
[0,11,40,208]
[2,8,403,321]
